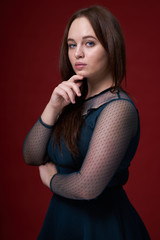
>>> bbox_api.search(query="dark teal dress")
[23,88,150,240]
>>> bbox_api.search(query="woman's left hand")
[39,162,58,188]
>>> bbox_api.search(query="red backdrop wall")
[1,0,160,239]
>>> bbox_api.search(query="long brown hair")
[53,5,126,158]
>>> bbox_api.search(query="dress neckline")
[85,87,113,102]
[82,87,119,116]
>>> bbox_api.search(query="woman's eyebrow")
[67,35,97,42]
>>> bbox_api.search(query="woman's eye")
[86,41,95,47]
[68,43,76,49]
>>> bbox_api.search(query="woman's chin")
[75,69,86,76]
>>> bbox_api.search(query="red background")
[1,0,160,239]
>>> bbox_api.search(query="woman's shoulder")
[82,88,137,116]
[101,89,139,119]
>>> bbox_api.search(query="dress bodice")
[48,88,140,188]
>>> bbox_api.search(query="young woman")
[23,5,150,240]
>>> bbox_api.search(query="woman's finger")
[63,81,82,97]
[58,84,76,104]
[54,86,70,103]
[69,74,84,83]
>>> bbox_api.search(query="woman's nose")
[74,46,84,59]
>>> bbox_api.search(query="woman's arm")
[23,75,83,166]
[40,100,138,200]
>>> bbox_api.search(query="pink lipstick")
[75,62,87,70]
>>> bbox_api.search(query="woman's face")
[67,17,109,81]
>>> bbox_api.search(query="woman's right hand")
[48,75,84,112]
[41,75,84,126]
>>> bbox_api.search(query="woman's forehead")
[68,17,96,40]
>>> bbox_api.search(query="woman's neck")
[86,73,114,99]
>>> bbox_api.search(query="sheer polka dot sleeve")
[50,100,138,200]
[23,118,53,166]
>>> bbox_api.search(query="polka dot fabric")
[50,99,138,200]
[24,89,151,239]
[23,120,53,166]
[23,88,139,200]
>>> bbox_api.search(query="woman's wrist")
[39,116,54,129]
[41,102,61,126]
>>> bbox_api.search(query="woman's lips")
[75,63,87,70]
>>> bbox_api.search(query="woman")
[23,5,150,240]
